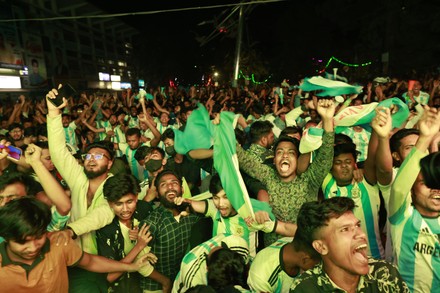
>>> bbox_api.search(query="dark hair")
[273,135,300,156]
[333,142,357,160]
[0,196,51,242]
[37,124,48,138]
[36,141,49,150]
[24,126,37,137]
[154,169,182,190]
[0,172,36,196]
[280,126,302,138]
[125,127,141,138]
[85,140,115,160]
[291,237,321,261]
[146,146,165,159]
[209,173,223,195]
[207,248,246,291]
[103,174,140,202]
[134,145,151,162]
[61,113,71,119]
[420,151,440,189]
[249,120,273,143]
[334,133,353,145]
[8,122,23,131]
[390,128,419,153]
[161,128,175,142]
[234,128,247,146]
[295,197,355,246]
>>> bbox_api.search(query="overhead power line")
[0,0,287,23]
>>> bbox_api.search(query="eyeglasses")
[81,153,110,161]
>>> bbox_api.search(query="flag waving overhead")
[172,104,213,155]
[299,98,409,153]
[173,104,276,220]
[300,76,362,96]
[213,111,255,220]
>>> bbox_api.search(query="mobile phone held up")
[49,83,76,107]
[0,145,22,161]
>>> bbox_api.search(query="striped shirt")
[63,121,78,149]
[205,200,258,257]
[118,143,148,181]
[389,147,440,293]
[248,237,295,293]
[172,234,249,293]
[322,174,384,259]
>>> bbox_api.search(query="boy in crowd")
[289,197,409,292]
[0,197,155,293]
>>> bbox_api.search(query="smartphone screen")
[49,83,76,107]
[0,145,22,160]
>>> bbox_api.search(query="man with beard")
[46,87,116,292]
[7,123,25,148]
[289,197,409,293]
[139,170,203,293]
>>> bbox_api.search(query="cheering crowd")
[0,74,439,293]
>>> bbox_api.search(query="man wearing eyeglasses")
[46,87,116,293]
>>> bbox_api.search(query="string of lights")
[325,56,372,68]
[239,70,272,84]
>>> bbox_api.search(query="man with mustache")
[290,197,409,292]
[139,170,202,293]
[46,87,116,292]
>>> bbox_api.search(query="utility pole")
[232,5,244,88]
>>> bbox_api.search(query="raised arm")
[25,143,71,215]
[389,106,440,217]
[371,107,393,186]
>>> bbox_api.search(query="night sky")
[88,0,440,85]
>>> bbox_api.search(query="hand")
[433,80,440,89]
[253,211,270,224]
[46,84,68,111]
[138,113,147,123]
[174,197,186,206]
[135,224,152,248]
[371,107,392,139]
[25,143,43,165]
[367,82,372,93]
[48,230,72,246]
[161,278,172,293]
[18,95,25,104]
[212,113,220,125]
[418,106,440,138]
[145,252,158,265]
[352,168,364,183]
[316,99,336,120]
[106,130,115,137]
[129,225,139,242]
[0,139,12,161]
